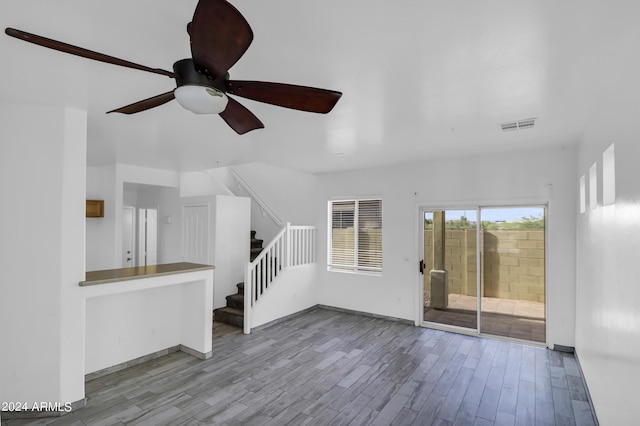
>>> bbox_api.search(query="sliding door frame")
[416,201,549,345]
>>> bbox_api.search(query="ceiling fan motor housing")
[173,58,228,92]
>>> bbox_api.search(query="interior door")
[183,205,209,264]
[122,207,135,267]
[137,207,159,266]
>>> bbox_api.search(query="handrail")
[202,170,234,196]
[253,226,287,268]
[228,167,284,227]
[244,225,286,334]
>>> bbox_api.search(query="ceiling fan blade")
[107,91,175,115]
[190,0,253,80]
[5,27,178,78]
[226,80,342,113]
[219,96,264,134]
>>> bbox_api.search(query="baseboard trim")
[1,398,85,420]
[85,343,211,382]
[318,304,415,326]
[5,343,212,419]
[252,305,320,331]
[180,344,212,360]
[573,350,600,426]
[85,345,181,382]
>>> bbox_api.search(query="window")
[328,199,382,273]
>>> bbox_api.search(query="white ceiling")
[1,1,637,174]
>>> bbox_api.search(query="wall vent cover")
[500,118,536,132]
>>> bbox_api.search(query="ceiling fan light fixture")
[174,85,228,114]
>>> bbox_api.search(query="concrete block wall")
[423,228,545,304]
[483,229,545,302]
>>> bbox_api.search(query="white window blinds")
[329,199,382,272]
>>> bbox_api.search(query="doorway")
[421,206,546,343]
[138,207,158,266]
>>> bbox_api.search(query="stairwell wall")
[251,264,319,329]
[231,162,319,225]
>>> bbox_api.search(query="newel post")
[243,262,252,334]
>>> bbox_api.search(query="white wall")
[179,170,232,198]
[232,162,319,225]
[573,20,640,423]
[251,264,319,328]
[85,164,179,270]
[86,165,117,271]
[213,195,251,308]
[0,103,86,406]
[314,146,577,348]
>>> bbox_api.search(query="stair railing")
[288,225,317,266]
[244,223,317,334]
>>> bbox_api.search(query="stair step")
[213,307,244,328]
[236,282,244,294]
[251,238,264,249]
[226,293,244,309]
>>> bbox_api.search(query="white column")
[0,103,87,407]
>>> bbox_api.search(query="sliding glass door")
[479,207,546,342]
[421,206,546,343]
[423,209,478,331]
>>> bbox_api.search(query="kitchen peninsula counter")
[81,262,215,376]
[80,262,214,286]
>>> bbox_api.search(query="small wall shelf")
[86,200,104,218]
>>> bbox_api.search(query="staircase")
[250,230,264,262]
[213,231,264,328]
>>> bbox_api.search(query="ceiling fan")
[4,0,342,134]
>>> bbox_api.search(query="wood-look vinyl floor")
[4,308,596,426]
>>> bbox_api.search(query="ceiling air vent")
[500,118,536,132]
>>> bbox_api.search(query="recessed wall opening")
[589,163,598,210]
[602,143,615,206]
[580,175,586,214]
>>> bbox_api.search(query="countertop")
[80,262,214,286]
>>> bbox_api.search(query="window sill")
[327,267,382,277]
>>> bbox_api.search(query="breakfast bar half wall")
[80,262,214,376]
